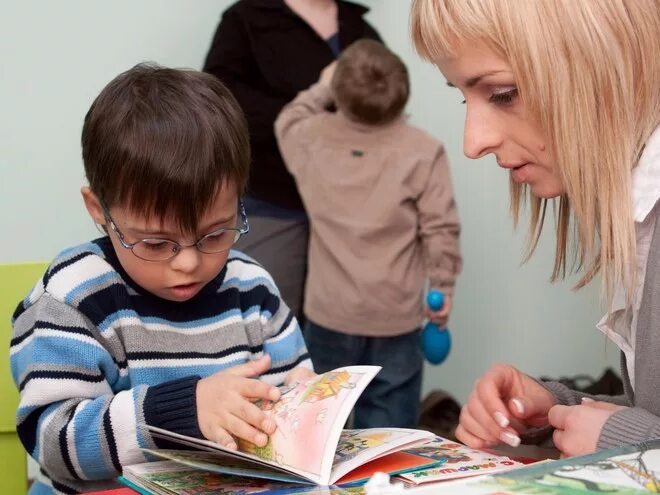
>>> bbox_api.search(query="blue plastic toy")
[421,290,452,365]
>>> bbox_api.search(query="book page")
[238,366,381,485]
[143,449,306,484]
[329,428,435,484]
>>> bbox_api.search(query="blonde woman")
[411,0,659,457]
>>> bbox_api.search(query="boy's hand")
[549,400,625,457]
[455,364,556,449]
[319,61,337,87]
[196,355,281,450]
[284,366,316,386]
[424,293,452,326]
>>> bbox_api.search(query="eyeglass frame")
[99,199,250,262]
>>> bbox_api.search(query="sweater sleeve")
[541,380,631,407]
[10,293,202,483]
[598,407,660,449]
[416,145,462,295]
[274,83,334,177]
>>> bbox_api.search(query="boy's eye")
[489,88,518,105]
[140,240,171,251]
[201,230,231,247]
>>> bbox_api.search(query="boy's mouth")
[168,282,202,300]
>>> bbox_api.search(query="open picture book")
[129,366,439,487]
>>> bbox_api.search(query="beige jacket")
[275,83,461,336]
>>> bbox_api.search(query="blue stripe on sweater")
[72,397,114,480]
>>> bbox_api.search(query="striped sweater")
[10,237,312,494]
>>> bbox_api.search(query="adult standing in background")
[203,0,381,320]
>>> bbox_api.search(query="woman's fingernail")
[494,411,510,428]
[226,441,237,450]
[581,397,594,403]
[512,398,525,415]
[269,388,280,401]
[500,431,521,447]
[262,419,275,433]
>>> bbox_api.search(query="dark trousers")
[304,320,423,429]
[235,214,308,322]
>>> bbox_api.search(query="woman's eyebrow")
[446,70,508,88]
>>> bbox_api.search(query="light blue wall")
[2,0,616,410]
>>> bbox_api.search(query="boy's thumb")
[231,355,271,377]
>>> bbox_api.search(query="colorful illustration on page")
[140,468,294,495]
[398,437,521,484]
[239,369,368,478]
[500,448,660,494]
[334,430,392,464]
[404,437,505,465]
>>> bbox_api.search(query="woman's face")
[436,43,565,198]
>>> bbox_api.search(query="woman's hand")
[456,364,556,449]
[549,400,625,457]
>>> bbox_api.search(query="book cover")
[396,437,524,484]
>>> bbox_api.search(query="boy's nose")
[169,245,201,273]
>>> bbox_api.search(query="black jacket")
[203,0,381,210]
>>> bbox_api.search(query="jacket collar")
[251,0,370,16]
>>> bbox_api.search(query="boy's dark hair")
[332,40,409,126]
[82,62,249,234]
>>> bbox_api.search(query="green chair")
[1,262,48,495]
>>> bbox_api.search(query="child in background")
[10,63,313,494]
[275,40,461,429]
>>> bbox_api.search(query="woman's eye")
[489,88,518,105]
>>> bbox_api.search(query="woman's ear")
[81,186,106,226]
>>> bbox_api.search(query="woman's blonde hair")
[411,0,660,305]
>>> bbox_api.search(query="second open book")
[142,366,437,486]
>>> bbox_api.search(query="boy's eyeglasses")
[100,201,249,262]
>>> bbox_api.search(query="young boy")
[10,63,314,494]
[275,40,461,429]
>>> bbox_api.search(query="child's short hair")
[332,40,409,126]
[82,62,249,234]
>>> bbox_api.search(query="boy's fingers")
[211,426,237,450]
[235,400,275,434]
[239,378,281,402]
[227,415,270,448]
[228,355,272,378]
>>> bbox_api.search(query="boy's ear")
[81,186,106,226]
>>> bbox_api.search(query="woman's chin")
[529,182,565,199]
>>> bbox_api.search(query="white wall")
[1,0,616,408]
